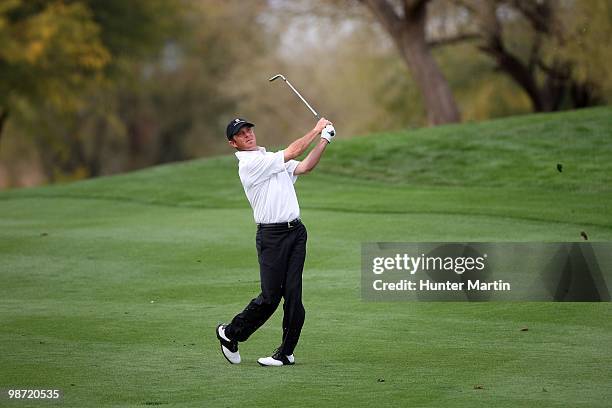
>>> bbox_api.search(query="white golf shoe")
[216,324,240,364]
[257,349,295,366]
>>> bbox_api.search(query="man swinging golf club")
[216,115,334,366]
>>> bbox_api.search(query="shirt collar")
[235,146,266,159]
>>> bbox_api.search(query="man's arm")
[283,118,331,162]
[294,138,329,175]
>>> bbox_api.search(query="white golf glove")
[321,124,336,143]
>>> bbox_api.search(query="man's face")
[229,126,257,151]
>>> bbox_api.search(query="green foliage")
[0,0,110,114]
[434,44,532,121]
[83,0,183,60]
[0,0,190,182]
[462,0,611,110]
[66,0,276,174]
[545,0,612,103]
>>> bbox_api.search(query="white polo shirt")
[235,147,301,224]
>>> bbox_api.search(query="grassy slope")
[0,107,611,407]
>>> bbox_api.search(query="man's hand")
[314,118,332,134]
[294,117,334,175]
[320,125,335,143]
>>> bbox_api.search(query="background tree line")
[0,0,610,187]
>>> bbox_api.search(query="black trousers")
[225,222,307,355]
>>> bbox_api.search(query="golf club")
[269,74,335,137]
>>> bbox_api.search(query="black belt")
[257,218,302,229]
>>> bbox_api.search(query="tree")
[0,0,183,181]
[34,0,275,180]
[0,0,110,144]
[355,0,610,119]
[540,0,612,106]
[358,0,461,125]
[446,0,610,111]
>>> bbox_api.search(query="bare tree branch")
[470,1,545,110]
[359,0,403,38]
[428,32,480,48]
[510,0,553,35]
[536,59,571,81]
[403,0,430,20]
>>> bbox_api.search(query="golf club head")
[268,74,286,82]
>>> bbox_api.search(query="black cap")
[226,118,254,140]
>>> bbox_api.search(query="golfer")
[216,116,334,366]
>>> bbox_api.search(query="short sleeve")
[285,159,300,184]
[239,150,285,188]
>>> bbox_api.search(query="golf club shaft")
[269,75,334,136]
[277,77,320,119]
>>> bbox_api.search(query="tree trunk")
[398,8,461,124]
[570,81,601,108]
[361,0,460,125]
[0,108,9,145]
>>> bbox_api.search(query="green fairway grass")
[1,107,611,407]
